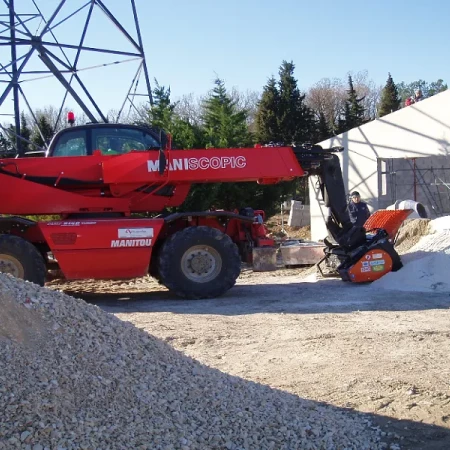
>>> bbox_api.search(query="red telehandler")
[0,120,410,299]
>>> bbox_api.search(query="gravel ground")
[45,268,450,450]
[1,273,391,450]
[2,219,450,449]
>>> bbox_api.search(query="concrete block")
[252,247,278,271]
[280,243,325,266]
[288,201,311,227]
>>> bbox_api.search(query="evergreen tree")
[198,78,256,210]
[0,131,13,157]
[338,75,366,133]
[254,60,317,212]
[255,60,315,145]
[31,114,53,148]
[148,79,176,132]
[5,124,16,151]
[145,78,205,150]
[19,111,32,153]
[346,75,366,127]
[378,73,401,117]
[255,76,281,144]
[316,111,333,141]
[202,78,252,149]
[141,79,213,212]
[277,60,315,145]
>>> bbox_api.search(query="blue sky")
[143,0,449,96]
[0,0,448,121]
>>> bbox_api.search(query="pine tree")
[277,60,314,145]
[378,73,401,117]
[255,76,281,144]
[148,79,176,132]
[347,75,366,128]
[254,60,317,212]
[316,111,332,142]
[198,78,255,210]
[31,114,53,148]
[0,131,13,157]
[202,78,252,149]
[143,79,205,150]
[338,75,366,133]
[19,111,31,153]
[255,61,315,146]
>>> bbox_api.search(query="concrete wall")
[309,89,450,241]
[379,155,450,215]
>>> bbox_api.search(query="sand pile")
[373,216,450,293]
[0,273,386,450]
[394,218,431,254]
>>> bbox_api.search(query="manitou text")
[110,239,152,248]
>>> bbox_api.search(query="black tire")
[157,226,241,299]
[0,235,46,286]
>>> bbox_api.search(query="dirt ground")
[265,212,311,240]
[48,262,450,450]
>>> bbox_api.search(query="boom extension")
[0,144,342,216]
[309,153,367,250]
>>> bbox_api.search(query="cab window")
[52,130,87,157]
[92,127,160,155]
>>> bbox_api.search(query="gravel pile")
[0,273,387,450]
[394,218,431,254]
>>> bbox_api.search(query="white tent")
[309,89,450,241]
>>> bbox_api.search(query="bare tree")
[230,87,261,126]
[126,101,150,124]
[306,71,382,129]
[349,70,382,120]
[174,93,204,124]
[305,77,346,128]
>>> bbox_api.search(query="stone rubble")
[0,273,387,450]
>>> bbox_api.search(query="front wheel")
[0,234,46,286]
[157,226,241,299]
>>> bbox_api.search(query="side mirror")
[158,149,166,175]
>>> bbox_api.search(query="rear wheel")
[158,226,241,299]
[0,235,46,286]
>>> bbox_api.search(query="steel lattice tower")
[0,0,153,155]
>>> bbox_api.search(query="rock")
[0,273,386,449]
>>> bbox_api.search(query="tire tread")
[0,234,46,286]
[158,226,241,299]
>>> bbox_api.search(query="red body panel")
[0,147,304,215]
[38,218,164,280]
[1,174,130,215]
[52,249,153,280]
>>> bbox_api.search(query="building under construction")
[378,155,450,217]
[309,89,450,240]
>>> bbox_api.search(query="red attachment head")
[67,111,75,125]
[364,209,413,241]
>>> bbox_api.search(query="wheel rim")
[181,245,222,283]
[0,254,25,279]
